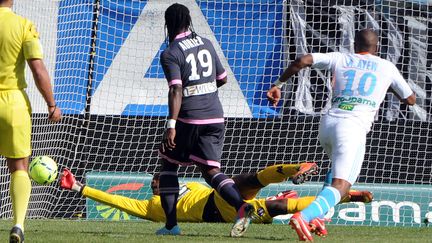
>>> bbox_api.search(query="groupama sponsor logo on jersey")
[332,96,377,108]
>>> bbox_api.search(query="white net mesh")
[1,0,430,226]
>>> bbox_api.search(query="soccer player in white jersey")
[267,29,416,241]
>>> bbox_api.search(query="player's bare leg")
[265,193,315,218]
[330,178,351,199]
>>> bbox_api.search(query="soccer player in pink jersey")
[158,3,252,237]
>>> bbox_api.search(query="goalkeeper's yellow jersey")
[143,182,273,224]
[144,182,214,222]
[0,7,43,90]
[83,181,273,224]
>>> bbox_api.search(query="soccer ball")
[29,156,58,185]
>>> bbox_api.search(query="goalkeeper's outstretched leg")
[232,162,318,200]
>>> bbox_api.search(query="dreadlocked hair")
[164,3,195,43]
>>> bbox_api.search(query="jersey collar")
[0,7,12,13]
[175,31,192,40]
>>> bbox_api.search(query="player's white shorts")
[319,114,368,185]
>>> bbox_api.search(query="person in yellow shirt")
[60,162,372,236]
[0,0,62,242]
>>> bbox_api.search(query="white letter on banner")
[425,202,432,223]
[338,202,366,222]
[372,201,421,224]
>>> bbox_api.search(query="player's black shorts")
[158,120,224,168]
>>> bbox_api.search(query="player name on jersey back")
[178,36,204,51]
[346,57,378,72]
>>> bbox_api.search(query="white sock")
[14,224,23,232]
[72,183,82,192]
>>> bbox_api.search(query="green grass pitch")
[1,220,430,242]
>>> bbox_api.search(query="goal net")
[2,0,430,227]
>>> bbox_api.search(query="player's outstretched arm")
[267,54,313,107]
[388,86,416,106]
[60,169,153,220]
[278,54,314,84]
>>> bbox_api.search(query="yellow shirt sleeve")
[22,20,43,60]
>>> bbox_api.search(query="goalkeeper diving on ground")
[60,162,372,235]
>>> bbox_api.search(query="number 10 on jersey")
[341,70,377,96]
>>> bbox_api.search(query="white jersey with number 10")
[311,52,413,130]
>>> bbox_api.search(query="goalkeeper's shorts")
[0,89,32,158]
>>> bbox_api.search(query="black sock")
[159,171,179,229]
[209,173,244,210]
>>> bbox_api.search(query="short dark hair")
[354,29,379,53]
[164,3,192,42]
